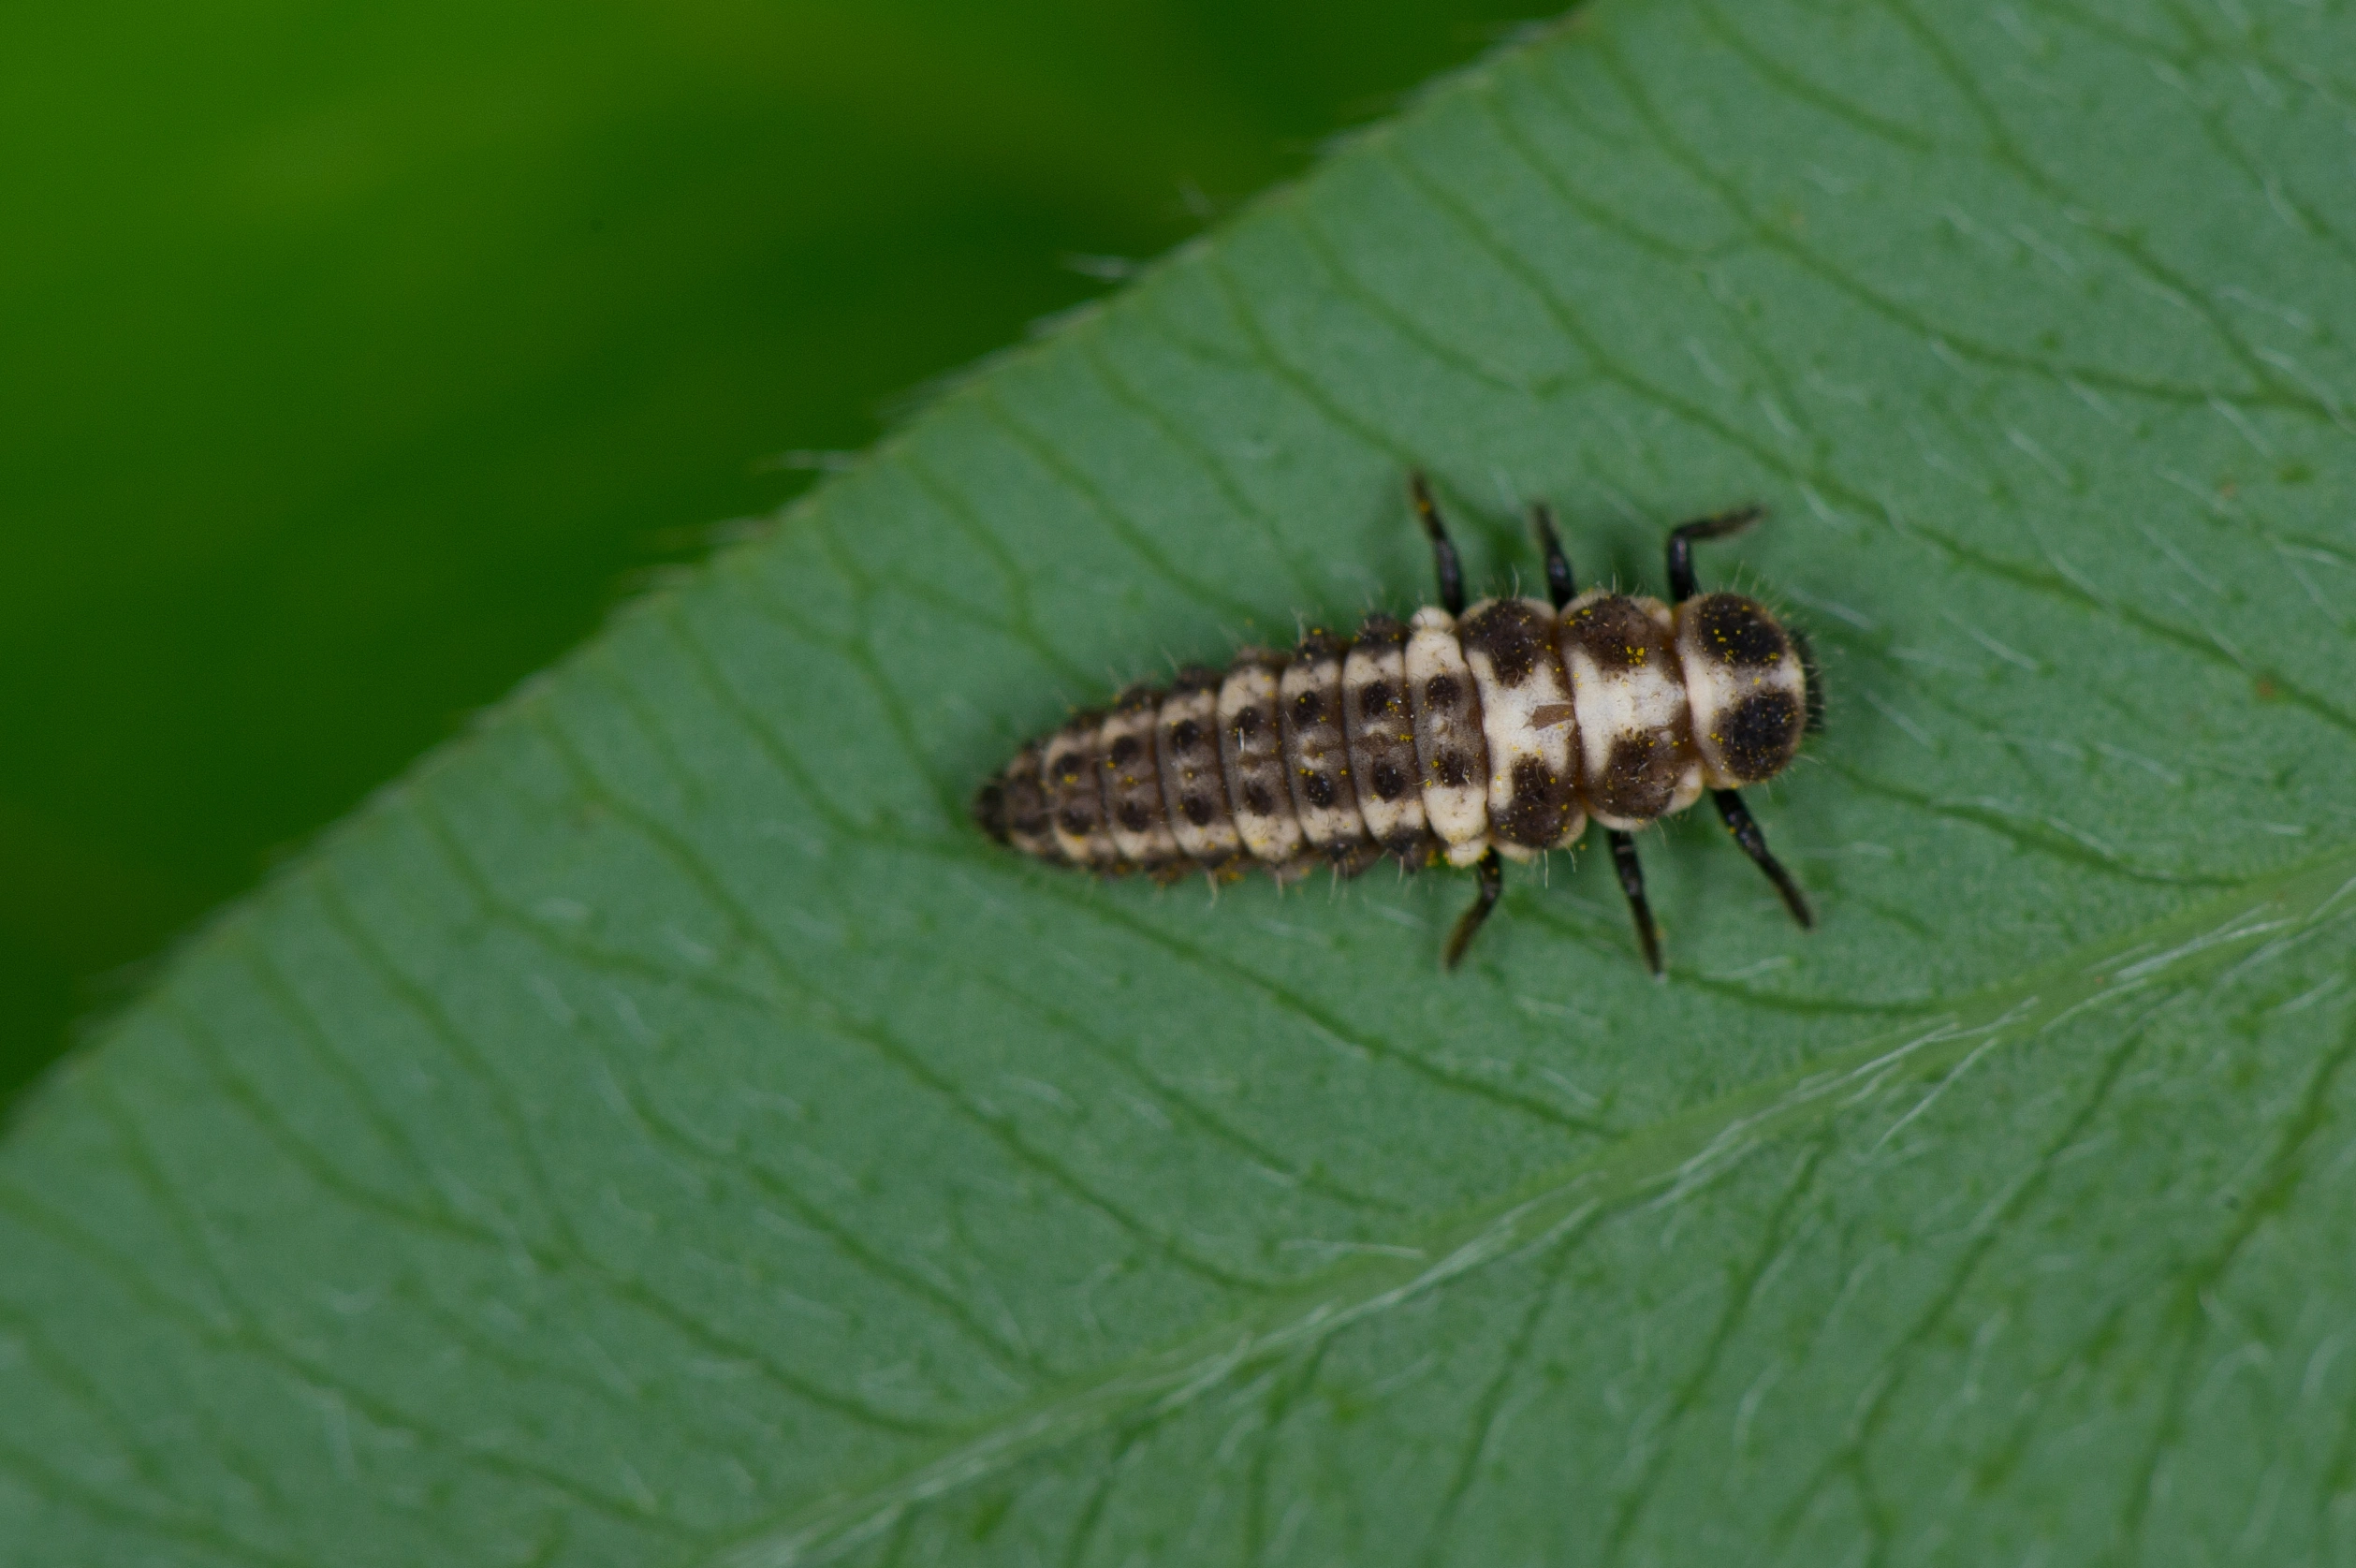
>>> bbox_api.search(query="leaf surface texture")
[7,1,2356,1562]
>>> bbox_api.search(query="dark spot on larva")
[1606,730,1655,772]
[1301,771,1339,809]
[1462,600,1549,687]
[1243,782,1275,815]
[1115,682,1161,712]
[1294,689,1324,725]
[1697,595,1787,668]
[1051,755,1084,784]
[1059,808,1092,835]
[1385,830,1425,860]
[1435,749,1471,788]
[1181,794,1214,826]
[1496,756,1572,845]
[1117,801,1149,832]
[1356,613,1406,649]
[1234,706,1263,739]
[1597,732,1678,821]
[1108,735,1141,767]
[1566,595,1661,672]
[1358,681,1392,719]
[1172,664,1221,696]
[1425,673,1460,710]
[1719,691,1803,782]
[1170,717,1204,753]
[1371,761,1406,800]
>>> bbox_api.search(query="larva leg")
[1532,503,1575,609]
[1605,828,1663,975]
[1443,848,1504,969]
[1712,789,1814,930]
[1665,505,1764,603]
[1408,471,1466,617]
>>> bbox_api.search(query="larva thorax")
[973,588,1807,885]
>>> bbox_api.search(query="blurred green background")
[0,1,1541,1110]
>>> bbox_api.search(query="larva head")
[1676,593,1811,787]
[972,777,1008,843]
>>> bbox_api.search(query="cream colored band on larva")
[1340,616,1427,854]
[1457,596,1584,862]
[1153,675,1242,865]
[1098,693,1181,865]
[1044,714,1117,866]
[1403,607,1490,867]
[1215,657,1304,864]
[1558,591,1705,832]
[1277,632,1368,855]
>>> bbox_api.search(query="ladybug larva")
[972,473,1822,973]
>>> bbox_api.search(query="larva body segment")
[1155,667,1243,869]
[1279,629,1375,867]
[1558,591,1704,832]
[1677,593,1807,788]
[1215,653,1303,868]
[1100,685,1181,867]
[1339,614,1427,862]
[1043,712,1116,867]
[1457,595,1585,862]
[1403,607,1490,868]
[973,480,1822,973]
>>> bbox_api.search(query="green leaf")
[7,0,2355,1561]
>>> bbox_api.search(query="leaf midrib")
[707,843,2356,1568]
